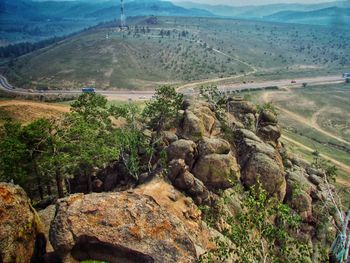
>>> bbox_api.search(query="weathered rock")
[287,170,315,195]
[241,152,286,200]
[222,188,243,219]
[290,155,311,169]
[257,124,281,143]
[236,128,263,143]
[50,181,212,262]
[38,205,56,252]
[308,174,323,186]
[306,167,325,177]
[258,109,278,125]
[227,100,257,130]
[0,183,42,263]
[285,180,313,221]
[166,139,197,168]
[168,159,211,205]
[168,159,187,182]
[234,128,286,200]
[285,170,316,220]
[192,153,240,190]
[174,170,195,191]
[180,103,217,142]
[227,100,257,115]
[197,138,231,156]
[134,179,215,256]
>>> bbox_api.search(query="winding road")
[0,74,345,100]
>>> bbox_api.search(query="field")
[0,99,69,124]
[251,82,350,204]
[4,16,350,90]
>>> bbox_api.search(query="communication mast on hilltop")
[119,0,128,30]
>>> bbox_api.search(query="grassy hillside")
[0,99,69,124]
[6,16,350,90]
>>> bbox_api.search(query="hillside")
[5,16,350,90]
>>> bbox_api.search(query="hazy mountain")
[0,0,213,45]
[86,1,213,19]
[176,0,350,18]
[265,6,350,26]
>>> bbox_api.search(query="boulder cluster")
[0,98,337,262]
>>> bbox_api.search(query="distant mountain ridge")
[264,6,350,26]
[0,0,213,45]
[1,0,213,20]
[176,0,350,18]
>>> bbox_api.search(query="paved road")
[218,75,344,93]
[0,74,345,100]
[0,75,155,101]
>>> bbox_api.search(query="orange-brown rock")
[0,183,42,263]
[50,179,214,262]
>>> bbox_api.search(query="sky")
[171,0,337,6]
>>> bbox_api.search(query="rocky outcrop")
[179,101,218,142]
[49,182,213,263]
[256,109,281,144]
[192,153,240,191]
[227,98,257,131]
[197,138,231,156]
[0,183,42,263]
[166,139,197,168]
[284,158,333,222]
[168,159,212,205]
[235,129,286,200]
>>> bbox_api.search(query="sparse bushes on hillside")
[200,185,312,263]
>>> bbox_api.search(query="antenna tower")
[120,0,126,28]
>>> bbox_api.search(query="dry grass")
[0,99,69,124]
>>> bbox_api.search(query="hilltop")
[4,16,350,90]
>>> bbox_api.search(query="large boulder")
[241,152,286,200]
[166,139,197,168]
[235,129,286,200]
[192,153,240,190]
[50,190,199,262]
[197,138,231,156]
[256,124,281,143]
[180,103,217,142]
[0,183,42,263]
[134,178,215,255]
